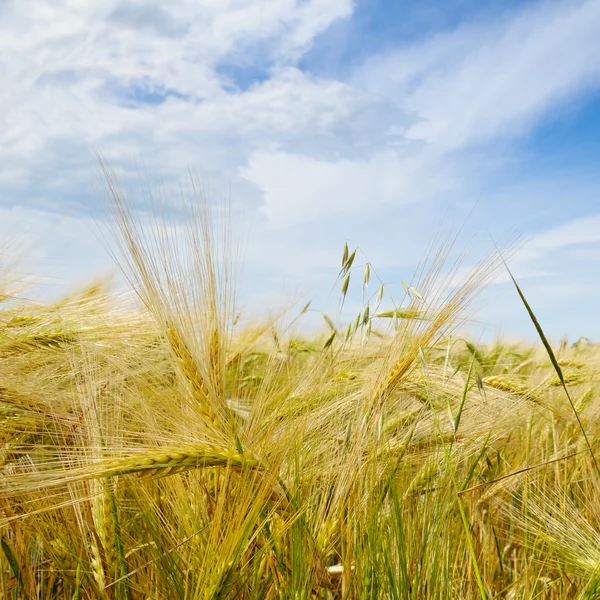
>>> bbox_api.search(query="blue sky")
[1,0,600,342]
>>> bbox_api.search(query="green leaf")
[501,251,600,478]
[1,538,23,589]
[454,353,475,435]
[374,309,430,321]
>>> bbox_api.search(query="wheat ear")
[166,324,220,424]
[95,446,259,479]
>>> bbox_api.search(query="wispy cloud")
[526,214,600,255]
[240,0,600,229]
[353,0,600,149]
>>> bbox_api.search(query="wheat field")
[1,177,600,599]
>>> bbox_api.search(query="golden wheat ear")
[98,160,240,437]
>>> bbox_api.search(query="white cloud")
[353,0,600,149]
[1,0,600,338]
[240,149,456,227]
[237,0,600,229]
[493,213,600,270]
[0,0,354,189]
[527,214,600,253]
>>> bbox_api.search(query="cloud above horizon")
[1,0,600,339]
